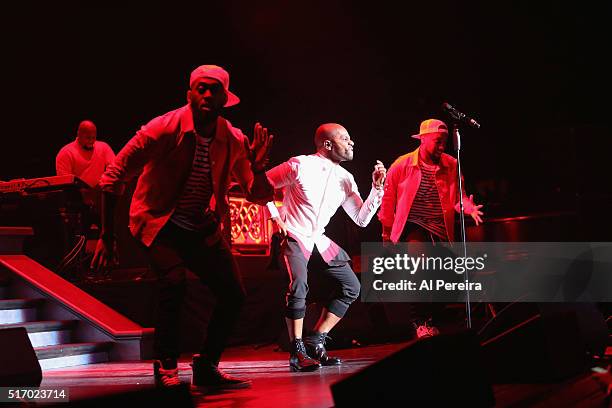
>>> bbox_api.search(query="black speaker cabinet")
[330,330,495,407]
[0,327,42,387]
[479,302,608,382]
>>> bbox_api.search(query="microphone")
[442,102,481,128]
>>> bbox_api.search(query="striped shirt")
[169,133,215,231]
[407,160,447,240]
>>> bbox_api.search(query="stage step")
[0,320,78,347]
[0,297,108,368]
[0,298,44,323]
[0,252,153,369]
[0,228,152,370]
[35,342,113,370]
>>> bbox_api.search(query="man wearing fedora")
[92,65,274,389]
[378,119,483,337]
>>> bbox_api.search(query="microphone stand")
[452,121,472,329]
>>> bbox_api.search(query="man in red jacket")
[92,65,274,389]
[378,119,483,336]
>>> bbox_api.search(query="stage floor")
[40,342,406,407]
[40,341,611,407]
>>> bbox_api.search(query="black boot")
[191,354,251,389]
[304,331,342,366]
[153,359,181,388]
[289,338,321,372]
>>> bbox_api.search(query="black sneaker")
[304,332,342,366]
[191,354,251,390]
[153,360,181,388]
[289,338,321,372]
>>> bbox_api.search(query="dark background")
[2,1,611,243]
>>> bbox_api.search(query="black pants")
[280,238,360,320]
[145,221,246,365]
[400,222,449,326]
[400,221,446,243]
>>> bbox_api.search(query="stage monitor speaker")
[479,302,608,382]
[330,330,495,407]
[0,327,42,387]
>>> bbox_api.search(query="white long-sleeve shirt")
[266,153,384,262]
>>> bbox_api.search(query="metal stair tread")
[0,320,78,333]
[0,298,45,310]
[35,341,114,360]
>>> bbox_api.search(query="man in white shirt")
[266,123,386,372]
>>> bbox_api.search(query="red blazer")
[378,148,468,243]
[99,105,272,246]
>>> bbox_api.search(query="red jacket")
[378,148,468,243]
[99,105,272,246]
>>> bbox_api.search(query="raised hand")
[372,160,387,189]
[250,122,274,172]
[465,194,484,226]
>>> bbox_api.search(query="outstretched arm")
[453,173,484,225]
[378,162,399,241]
[455,194,484,225]
[342,161,386,227]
